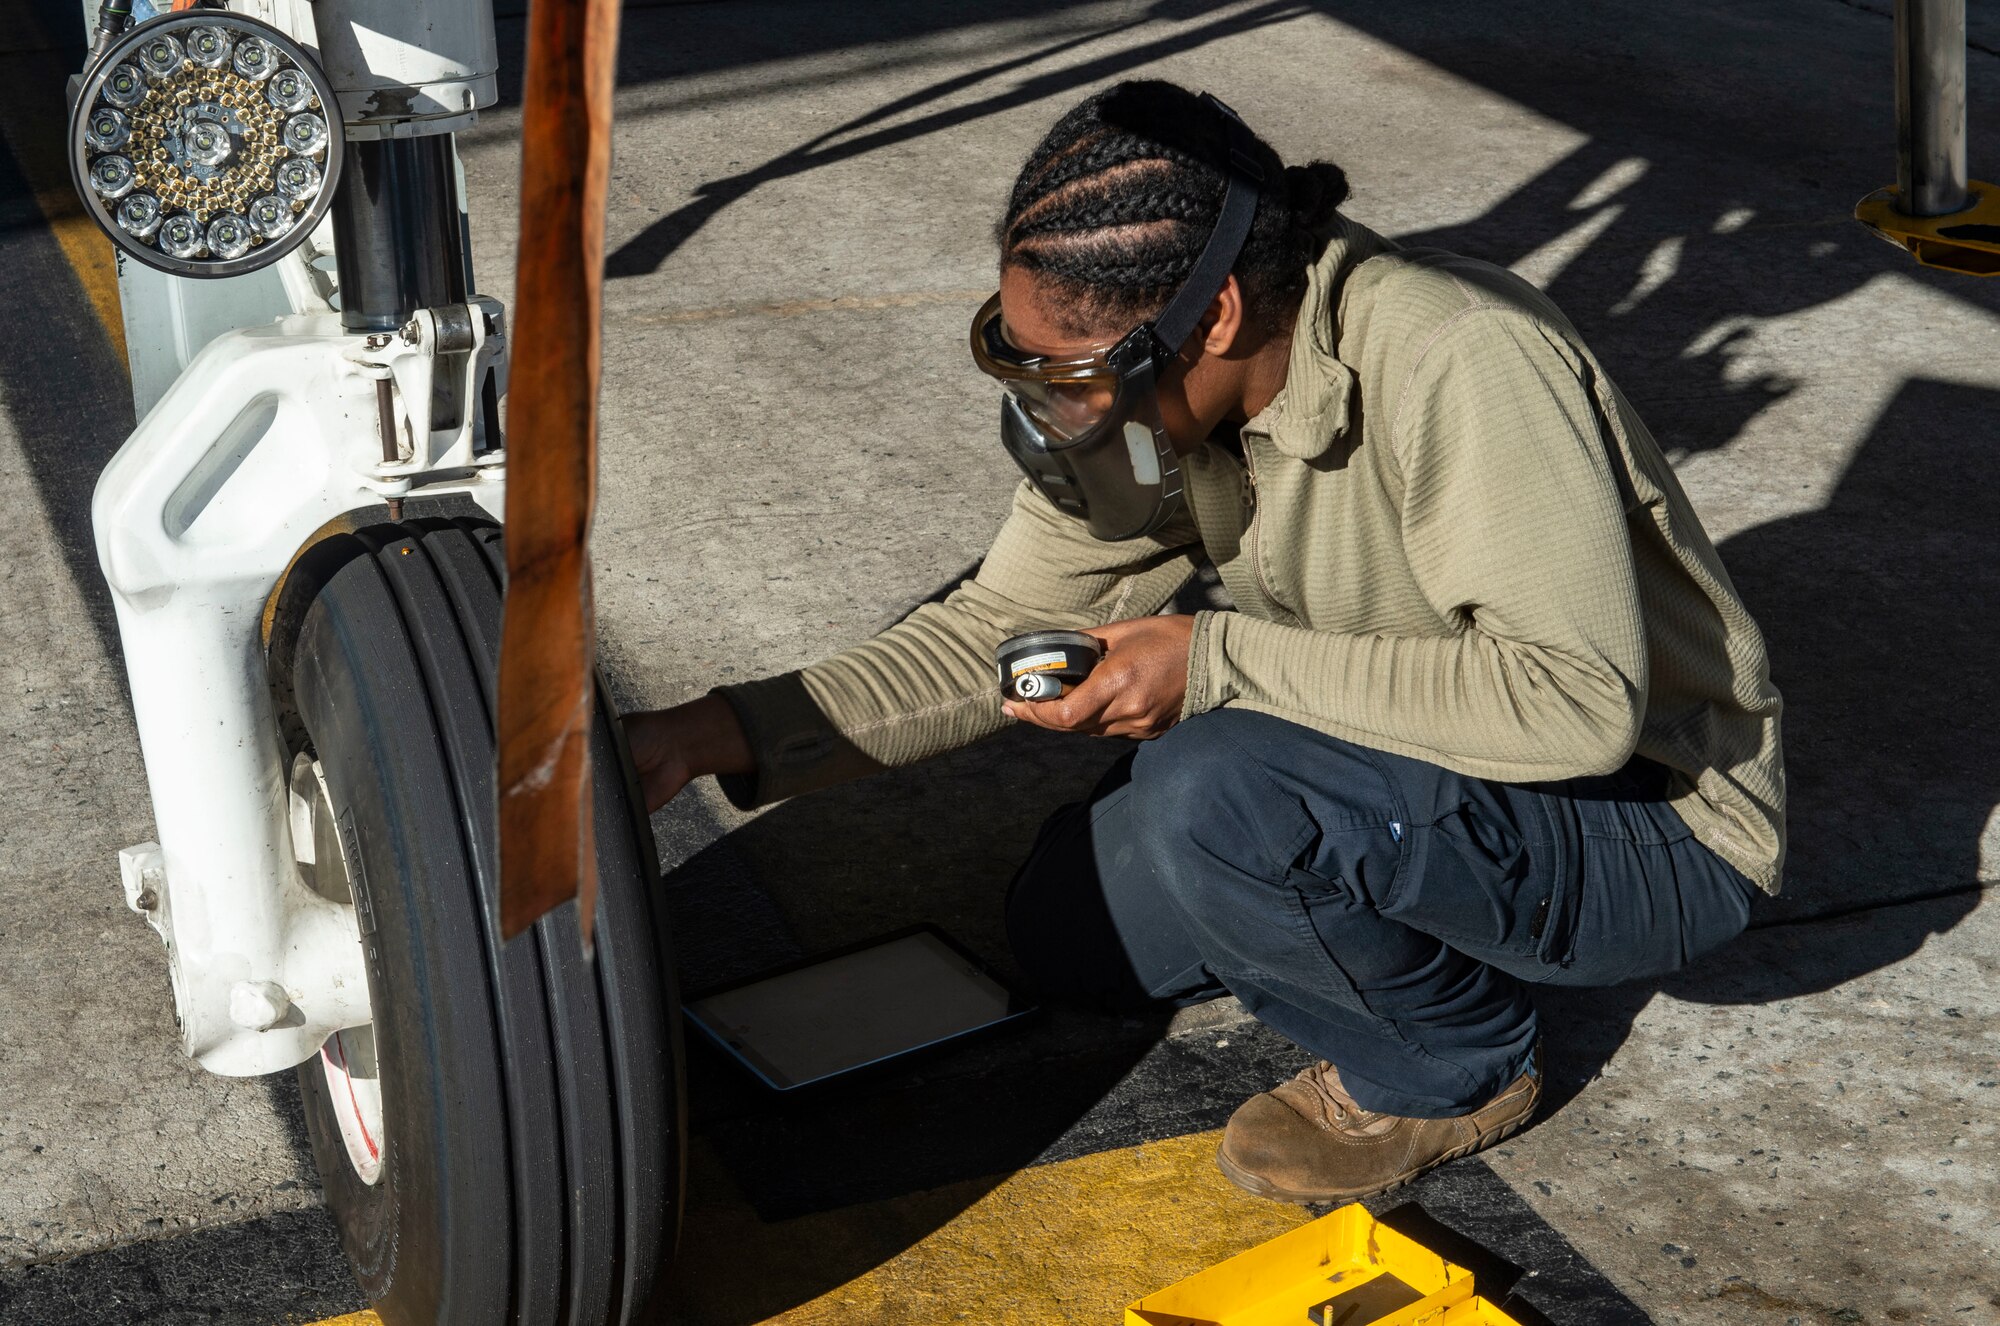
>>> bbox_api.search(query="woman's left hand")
[1003,614,1195,739]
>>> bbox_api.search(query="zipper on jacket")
[1240,437,1289,618]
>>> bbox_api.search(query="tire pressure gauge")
[996,630,1103,702]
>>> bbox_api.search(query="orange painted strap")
[496,0,622,945]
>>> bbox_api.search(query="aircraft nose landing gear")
[287,518,683,1325]
[78,1,684,1315]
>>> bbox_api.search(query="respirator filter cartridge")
[996,630,1104,702]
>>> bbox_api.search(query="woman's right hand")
[620,694,753,814]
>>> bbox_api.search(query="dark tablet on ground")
[684,925,1036,1092]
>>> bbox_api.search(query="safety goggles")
[971,294,1182,540]
[970,295,1126,441]
[970,92,1264,541]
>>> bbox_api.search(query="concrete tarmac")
[1,0,1997,1321]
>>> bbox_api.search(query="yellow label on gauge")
[1009,651,1070,677]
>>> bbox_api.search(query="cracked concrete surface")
[1,0,1997,1320]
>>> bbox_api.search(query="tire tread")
[290,518,680,1326]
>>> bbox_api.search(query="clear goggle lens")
[267,67,311,112]
[185,24,233,68]
[159,213,205,259]
[85,107,130,152]
[138,34,186,81]
[1001,375,1119,443]
[116,193,163,240]
[246,194,294,238]
[282,113,328,156]
[274,156,321,200]
[101,63,146,108]
[232,36,276,81]
[88,154,136,199]
[970,295,1126,445]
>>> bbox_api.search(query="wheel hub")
[290,753,384,1186]
[319,1024,384,1186]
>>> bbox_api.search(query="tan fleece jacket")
[716,217,1786,892]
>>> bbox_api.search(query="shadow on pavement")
[1722,379,1999,927]
[601,1,1311,279]
[1533,375,1997,1104]
[0,10,137,667]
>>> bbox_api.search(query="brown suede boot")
[1217,1048,1542,1203]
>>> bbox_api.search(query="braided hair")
[999,81,1349,338]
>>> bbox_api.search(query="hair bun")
[1283,161,1350,226]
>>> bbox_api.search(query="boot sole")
[1214,1100,1539,1206]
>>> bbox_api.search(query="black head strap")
[1150,93,1265,356]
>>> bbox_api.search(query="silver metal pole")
[1897,0,1970,216]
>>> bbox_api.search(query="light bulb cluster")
[72,14,342,276]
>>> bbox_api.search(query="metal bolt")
[135,888,158,911]
[228,980,292,1032]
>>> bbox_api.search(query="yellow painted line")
[35,202,128,369]
[301,1130,1310,1326]
[0,16,129,367]
[669,1128,1310,1326]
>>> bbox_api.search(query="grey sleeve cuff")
[710,672,887,810]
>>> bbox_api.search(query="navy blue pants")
[1005,709,1758,1118]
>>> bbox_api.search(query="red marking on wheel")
[325,1031,379,1162]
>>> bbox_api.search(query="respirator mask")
[970,93,1264,541]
